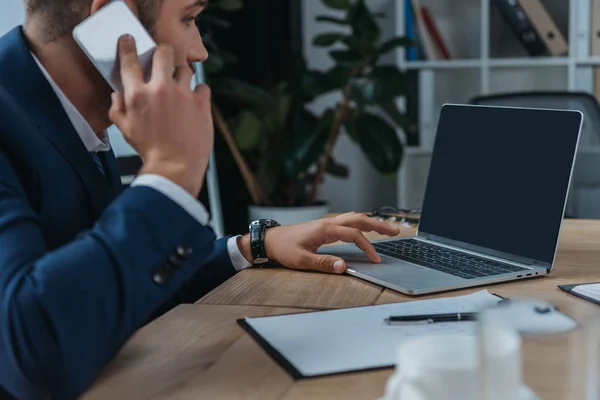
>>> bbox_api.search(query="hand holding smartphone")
[71,1,214,198]
[73,0,157,94]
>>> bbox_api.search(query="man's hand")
[239,213,400,274]
[109,35,213,197]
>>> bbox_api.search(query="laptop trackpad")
[320,243,465,291]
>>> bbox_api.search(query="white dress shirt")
[31,53,252,271]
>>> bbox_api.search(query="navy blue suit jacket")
[0,27,237,399]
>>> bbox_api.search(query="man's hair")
[24,0,163,42]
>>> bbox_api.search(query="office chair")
[470,91,600,218]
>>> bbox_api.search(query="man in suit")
[0,0,400,398]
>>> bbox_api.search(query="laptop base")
[322,238,548,296]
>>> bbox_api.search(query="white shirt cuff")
[131,174,252,271]
[227,236,253,271]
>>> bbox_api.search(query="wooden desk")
[85,219,600,399]
[199,219,600,309]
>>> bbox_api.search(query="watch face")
[250,219,280,228]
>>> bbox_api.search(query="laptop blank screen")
[418,105,581,265]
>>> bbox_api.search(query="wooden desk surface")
[199,219,600,309]
[85,219,600,399]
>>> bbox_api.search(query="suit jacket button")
[153,273,165,285]
[168,253,184,268]
[176,245,192,258]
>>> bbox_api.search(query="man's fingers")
[118,35,144,92]
[151,45,175,83]
[306,253,347,274]
[108,92,126,126]
[194,83,212,104]
[330,226,381,263]
[333,213,400,237]
[174,65,194,87]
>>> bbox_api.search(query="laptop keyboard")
[373,239,528,280]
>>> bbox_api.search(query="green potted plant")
[201,0,413,225]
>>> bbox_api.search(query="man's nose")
[187,34,208,64]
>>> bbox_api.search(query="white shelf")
[404,146,600,156]
[405,57,578,70]
[576,57,600,66]
[404,60,481,70]
[490,57,569,68]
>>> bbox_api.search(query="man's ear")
[90,0,139,15]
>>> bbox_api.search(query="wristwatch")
[249,219,280,265]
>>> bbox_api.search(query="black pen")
[384,312,477,325]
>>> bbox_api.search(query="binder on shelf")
[517,0,568,56]
[410,0,437,60]
[591,0,600,101]
[405,0,418,61]
[421,5,452,60]
[492,0,548,56]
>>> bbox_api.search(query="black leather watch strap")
[250,222,267,260]
[249,219,280,264]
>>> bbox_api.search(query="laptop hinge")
[417,232,541,267]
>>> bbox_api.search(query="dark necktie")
[90,151,106,178]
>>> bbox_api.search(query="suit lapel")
[0,27,121,218]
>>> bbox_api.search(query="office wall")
[302,0,398,213]
[0,0,24,36]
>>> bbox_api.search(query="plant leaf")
[348,0,381,44]
[316,15,348,25]
[284,109,335,179]
[313,32,347,47]
[342,36,376,56]
[256,154,281,199]
[329,49,363,66]
[210,78,273,111]
[379,99,411,132]
[351,66,406,105]
[233,111,264,151]
[353,113,403,173]
[326,157,350,177]
[379,36,413,55]
[350,77,376,106]
[322,65,352,89]
[294,107,320,142]
[264,89,292,132]
[277,93,293,129]
[298,66,351,100]
[298,70,330,101]
[321,0,352,10]
[371,65,407,97]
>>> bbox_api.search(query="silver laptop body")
[321,104,583,295]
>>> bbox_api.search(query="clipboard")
[237,290,505,380]
[558,282,600,306]
[238,316,309,380]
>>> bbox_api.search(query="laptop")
[321,104,583,295]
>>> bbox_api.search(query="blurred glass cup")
[383,331,520,400]
[478,293,600,400]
